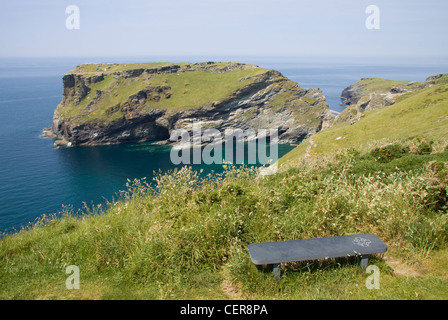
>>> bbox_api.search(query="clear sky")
[0,0,447,60]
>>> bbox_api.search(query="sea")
[1,56,447,234]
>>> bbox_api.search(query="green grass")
[57,74,126,121]
[70,62,181,74]
[279,80,448,168]
[146,68,267,111]
[1,148,448,299]
[57,62,270,123]
[267,81,329,128]
[353,78,422,95]
[268,81,297,110]
[2,73,448,300]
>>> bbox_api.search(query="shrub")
[368,144,410,163]
[410,136,434,155]
[415,142,433,155]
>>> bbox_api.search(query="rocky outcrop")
[340,78,414,111]
[52,110,170,145]
[336,77,422,125]
[335,74,448,125]
[50,62,335,146]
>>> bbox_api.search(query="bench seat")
[248,233,387,279]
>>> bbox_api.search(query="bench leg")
[360,255,369,269]
[272,264,281,280]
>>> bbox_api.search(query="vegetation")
[1,74,448,300]
[72,62,177,73]
[146,68,266,111]
[353,78,422,95]
[56,62,270,123]
[279,76,448,167]
[1,141,448,299]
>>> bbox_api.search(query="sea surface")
[0,57,447,234]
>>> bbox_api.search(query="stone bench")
[248,233,388,279]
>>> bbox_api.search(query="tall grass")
[1,146,447,299]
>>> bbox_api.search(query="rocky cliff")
[50,62,335,146]
[335,74,447,125]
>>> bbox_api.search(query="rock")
[54,138,70,147]
[49,62,335,146]
[390,87,410,94]
[341,84,363,106]
[41,127,58,138]
[424,73,446,87]
[335,77,429,125]
[425,74,443,82]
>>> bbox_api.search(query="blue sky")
[0,0,447,60]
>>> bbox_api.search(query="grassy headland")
[1,74,448,300]
[52,61,332,146]
[56,62,269,122]
[280,74,448,167]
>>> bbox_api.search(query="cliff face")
[335,75,448,125]
[51,62,335,146]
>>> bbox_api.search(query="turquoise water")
[0,57,447,233]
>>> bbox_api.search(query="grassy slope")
[279,78,448,168]
[1,75,448,300]
[57,62,269,122]
[353,77,422,94]
[147,68,266,111]
[336,77,423,122]
[1,157,447,300]
[268,80,328,125]
[72,62,177,73]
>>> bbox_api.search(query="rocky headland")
[335,74,447,124]
[49,62,335,146]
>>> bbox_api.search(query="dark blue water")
[1,57,447,233]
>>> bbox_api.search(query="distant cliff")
[50,62,334,146]
[335,74,447,125]
[279,73,448,168]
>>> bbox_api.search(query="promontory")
[49,62,335,146]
